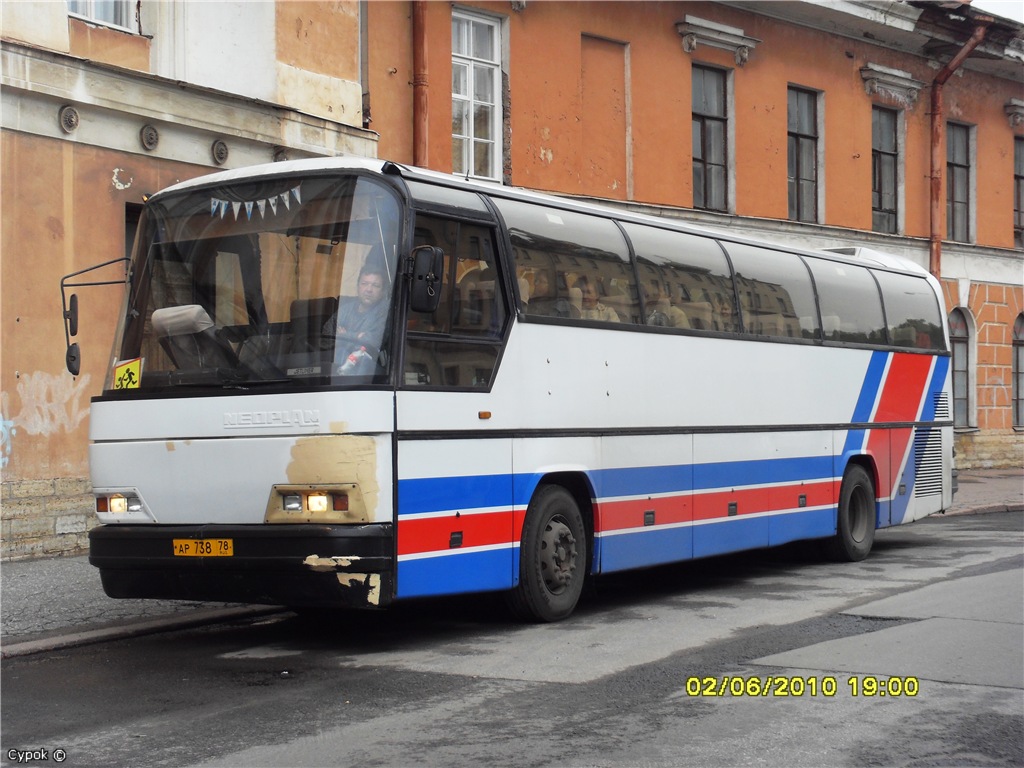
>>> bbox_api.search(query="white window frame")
[452,9,504,182]
[67,0,134,32]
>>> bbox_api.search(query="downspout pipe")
[412,0,429,167]
[929,22,988,278]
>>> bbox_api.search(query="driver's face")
[358,274,384,306]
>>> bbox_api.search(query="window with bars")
[946,123,971,243]
[452,11,502,181]
[1014,138,1023,249]
[872,106,899,235]
[787,87,818,223]
[67,0,132,29]
[949,308,970,427]
[692,65,728,212]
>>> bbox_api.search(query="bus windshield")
[109,174,403,392]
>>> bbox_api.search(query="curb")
[1,606,286,660]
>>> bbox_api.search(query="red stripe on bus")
[397,510,515,556]
[593,479,838,532]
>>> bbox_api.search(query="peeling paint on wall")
[3,372,92,446]
[111,168,133,190]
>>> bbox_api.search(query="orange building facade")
[1,1,1021,559]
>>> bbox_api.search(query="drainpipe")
[929,22,987,278]
[412,0,429,167]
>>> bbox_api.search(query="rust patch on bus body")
[270,434,379,523]
[335,573,382,606]
[303,554,360,571]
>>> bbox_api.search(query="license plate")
[173,538,234,557]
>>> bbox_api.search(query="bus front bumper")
[89,523,394,609]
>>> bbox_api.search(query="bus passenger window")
[807,260,886,345]
[493,197,638,325]
[874,271,945,350]
[723,243,817,340]
[623,223,734,333]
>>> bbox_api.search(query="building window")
[1014,138,1024,249]
[67,0,132,29]
[452,11,502,181]
[1014,314,1024,428]
[787,87,819,223]
[949,308,970,427]
[872,106,899,234]
[692,65,728,212]
[946,123,971,242]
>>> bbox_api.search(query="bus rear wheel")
[507,485,587,622]
[825,465,876,562]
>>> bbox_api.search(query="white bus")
[68,157,953,621]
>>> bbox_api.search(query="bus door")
[394,210,515,598]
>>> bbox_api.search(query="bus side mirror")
[66,343,81,377]
[64,293,79,337]
[410,246,444,314]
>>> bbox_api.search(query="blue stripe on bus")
[841,349,889,457]
[396,548,514,598]
[399,456,837,517]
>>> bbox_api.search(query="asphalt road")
[1,509,1021,768]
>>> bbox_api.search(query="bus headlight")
[266,485,364,524]
[94,490,153,523]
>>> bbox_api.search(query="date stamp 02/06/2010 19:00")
[685,675,921,698]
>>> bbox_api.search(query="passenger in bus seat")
[526,270,574,318]
[574,275,620,322]
[644,282,690,328]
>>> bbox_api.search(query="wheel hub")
[540,519,577,591]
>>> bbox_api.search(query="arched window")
[949,308,970,427]
[1014,314,1024,428]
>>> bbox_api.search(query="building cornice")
[0,41,377,169]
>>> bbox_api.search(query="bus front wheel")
[507,485,587,622]
[825,465,876,562]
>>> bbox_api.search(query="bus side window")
[404,215,507,389]
[622,223,733,332]
[874,270,946,350]
[807,260,886,345]
[494,198,636,325]
[723,243,818,340]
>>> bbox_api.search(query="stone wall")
[1,477,96,560]
[955,431,1024,470]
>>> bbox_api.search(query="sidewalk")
[2,468,1021,658]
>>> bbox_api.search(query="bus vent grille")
[933,392,950,420]
[914,428,944,497]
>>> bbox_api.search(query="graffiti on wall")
[1,371,92,468]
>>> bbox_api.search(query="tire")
[507,485,587,622]
[825,465,876,562]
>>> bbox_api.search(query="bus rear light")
[96,496,109,513]
[307,493,329,514]
[333,494,349,512]
[283,494,303,512]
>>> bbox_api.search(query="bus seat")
[289,297,338,353]
[152,305,239,370]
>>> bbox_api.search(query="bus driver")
[329,264,390,373]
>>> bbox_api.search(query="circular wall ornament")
[140,124,159,151]
[211,139,229,165]
[59,105,80,134]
